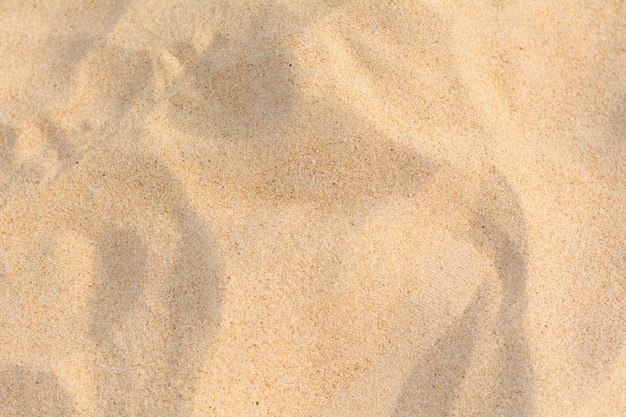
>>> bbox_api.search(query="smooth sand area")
[0,1,624,416]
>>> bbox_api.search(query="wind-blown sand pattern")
[0,1,624,416]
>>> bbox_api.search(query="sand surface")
[0,1,624,416]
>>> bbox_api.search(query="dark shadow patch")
[90,228,147,347]
[79,152,222,416]
[0,364,75,417]
[467,167,534,417]
[0,124,17,169]
[36,0,134,104]
[88,229,148,417]
[87,46,154,124]
[163,5,437,210]
[0,124,17,207]
[249,107,436,206]
[38,117,78,175]
[166,5,297,138]
[190,99,437,210]
[392,291,484,417]
[391,167,533,417]
[42,33,94,91]
[608,89,626,139]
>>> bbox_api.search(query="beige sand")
[0,1,624,416]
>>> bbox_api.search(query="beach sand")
[0,1,624,415]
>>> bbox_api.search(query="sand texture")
[0,1,624,416]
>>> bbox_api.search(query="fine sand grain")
[0,1,624,416]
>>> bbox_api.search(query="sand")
[0,1,624,416]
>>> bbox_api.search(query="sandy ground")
[0,1,624,416]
